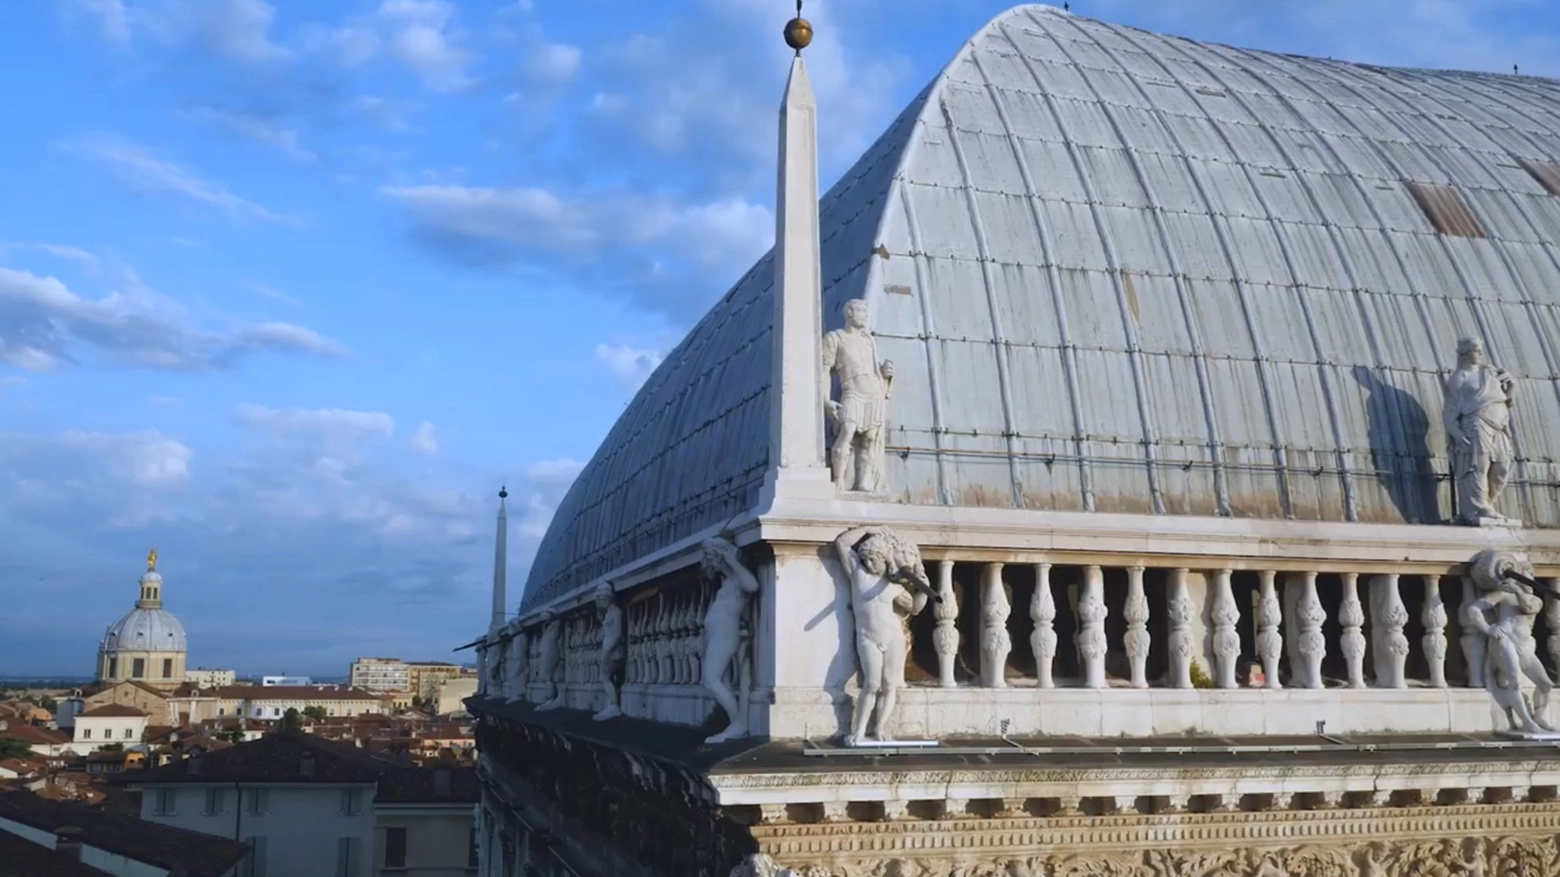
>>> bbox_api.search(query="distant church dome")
[97,549,189,689]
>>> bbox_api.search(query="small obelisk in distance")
[490,486,509,632]
[761,1,834,509]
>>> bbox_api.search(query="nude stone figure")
[534,610,564,711]
[1465,550,1556,735]
[1443,337,1517,525]
[821,299,894,493]
[699,536,760,743]
[834,525,935,746]
[592,583,625,721]
[504,624,529,703]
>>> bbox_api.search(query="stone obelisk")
[490,486,509,631]
[760,2,833,512]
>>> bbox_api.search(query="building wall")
[99,649,187,690]
[71,715,150,755]
[165,696,223,724]
[211,695,387,719]
[139,782,376,877]
[261,676,311,687]
[86,683,170,721]
[435,679,478,717]
[373,806,475,877]
[406,665,463,701]
[350,660,410,693]
[186,669,237,688]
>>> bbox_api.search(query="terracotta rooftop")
[377,765,480,804]
[0,791,248,877]
[125,729,386,784]
[2,725,69,746]
[76,705,148,719]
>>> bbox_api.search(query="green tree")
[301,706,327,722]
[0,737,33,759]
[282,708,303,730]
[98,742,125,752]
[38,697,57,711]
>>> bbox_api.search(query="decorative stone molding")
[1123,566,1150,690]
[1421,576,1449,689]
[1254,570,1282,690]
[1166,569,1194,690]
[979,563,1011,689]
[1077,565,1108,690]
[932,560,959,689]
[1210,569,1240,689]
[1031,563,1057,690]
[1339,572,1367,690]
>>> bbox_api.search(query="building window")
[132,658,146,678]
[244,837,267,877]
[123,728,133,739]
[335,837,357,877]
[108,658,118,678]
[204,788,225,815]
[248,787,270,815]
[272,708,281,717]
[82,728,92,740]
[219,708,226,716]
[340,788,363,816]
[162,658,173,678]
[384,827,407,869]
[154,788,177,816]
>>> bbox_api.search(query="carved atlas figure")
[505,623,529,703]
[834,525,936,746]
[534,610,564,711]
[592,583,625,721]
[1443,337,1517,525]
[1464,549,1556,735]
[821,298,894,493]
[699,536,760,743]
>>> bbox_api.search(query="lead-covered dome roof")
[522,4,1560,610]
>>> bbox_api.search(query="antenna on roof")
[1063,2,1070,9]
[1514,64,1520,75]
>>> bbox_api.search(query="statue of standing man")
[834,525,934,746]
[1443,337,1517,525]
[592,583,625,721]
[699,536,760,743]
[822,299,894,493]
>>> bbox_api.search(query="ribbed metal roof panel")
[522,4,1560,608]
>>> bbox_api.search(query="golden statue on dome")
[147,547,158,571]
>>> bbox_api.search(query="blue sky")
[0,0,1555,679]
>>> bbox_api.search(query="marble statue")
[505,625,529,704]
[834,525,934,746]
[592,584,625,721]
[535,610,564,711]
[486,631,506,697]
[1464,550,1556,735]
[821,298,894,493]
[699,536,760,743]
[1443,338,1516,525]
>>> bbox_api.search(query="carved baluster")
[1031,562,1057,690]
[1293,571,1326,690]
[1210,569,1240,689]
[653,600,671,685]
[673,596,691,684]
[686,590,703,684]
[1546,581,1560,677]
[1167,568,1193,689]
[1123,566,1150,689]
[1371,574,1409,689]
[1077,565,1108,689]
[932,560,959,688]
[1338,572,1367,689]
[1254,570,1282,690]
[1422,576,1449,688]
[980,563,1011,688]
[1459,576,1486,688]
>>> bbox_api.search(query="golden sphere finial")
[784,0,812,52]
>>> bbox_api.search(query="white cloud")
[528,42,582,82]
[141,0,290,65]
[0,267,343,371]
[408,421,438,455]
[516,457,584,538]
[184,107,318,163]
[58,0,132,44]
[237,404,396,445]
[594,343,663,393]
[67,136,297,224]
[59,430,193,486]
[250,283,301,306]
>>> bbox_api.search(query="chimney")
[432,768,452,799]
[299,751,316,779]
[54,826,83,862]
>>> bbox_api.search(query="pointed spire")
[761,3,834,510]
[490,486,509,632]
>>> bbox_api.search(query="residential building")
[405,664,462,702]
[260,676,311,687]
[433,678,476,717]
[85,680,172,723]
[1,725,71,758]
[208,686,389,720]
[349,659,409,693]
[53,696,85,731]
[164,685,224,725]
[469,6,1560,875]
[69,705,148,756]
[97,551,188,692]
[185,669,236,689]
[127,731,382,877]
[0,789,249,877]
[373,766,478,877]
